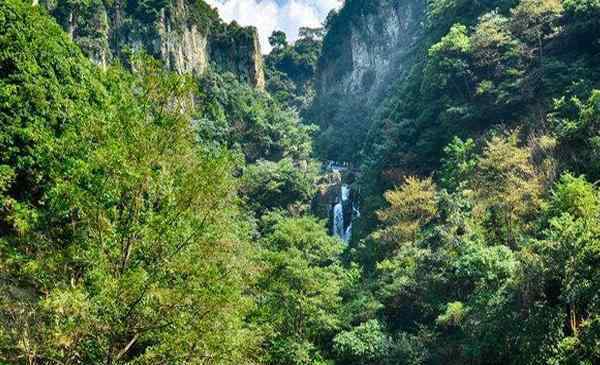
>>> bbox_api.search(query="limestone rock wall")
[317,0,425,101]
[37,0,264,88]
[157,0,210,76]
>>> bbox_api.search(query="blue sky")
[206,0,342,53]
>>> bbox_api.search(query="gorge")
[2,0,600,364]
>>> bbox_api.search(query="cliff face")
[317,0,424,101]
[209,22,266,89]
[38,0,264,88]
[156,0,210,76]
[311,0,425,162]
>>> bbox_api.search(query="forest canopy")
[2,0,600,364]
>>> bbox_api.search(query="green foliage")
[435,301,464,327]
[333,320,389,365]
[529,179,600,364]
[550,173,600,218]
[0,3,256,363]
[6,0,600,364]
[472,133,543,246]
[424,23,472,95]
[309,0,600,363]
[563,0,600,47]
[45,0,222,70]
[126,0,170,23]
[241,158,319,217]
[265,29,323,111]
[196,71,315,162]
[269,30,288,50]
[427,0,519,36]
[0,4,356,365]
[352,131,600,364]
[550,90,600,179]
[353,0,578,230]
[254,213,348,365]
[375,177,438,247]
[439,137,477,191]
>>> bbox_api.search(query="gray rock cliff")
[37,0,265,88]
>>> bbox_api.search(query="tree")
[265,27,323,112]
[375,177,438,247]
[269,30,288,50]
[439,137,477,192]
[423,24,474,100]
[0,3,256,363]
[254,214,348,365]
[549,90,600,180]
[472,133,543,247]
[298,27,324,41]
[240,158,319,217]
[532,174,600,362]
[333,320,389,365]
[563,0,600,49]
[196,71,315,162]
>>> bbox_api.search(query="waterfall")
[341,185,350,201]
[343,224,352,242]
[327,162,359,244]
[332,201,344,238]
[332,184,354,243]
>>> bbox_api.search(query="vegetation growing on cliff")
[0,3,254,362]
[352,0,600,235]
[264,27,324,113]
[0,1,340,364]
[195,70,315,162]
[42,0,264,87]
[3,0,600,364]
[310,0,600,364]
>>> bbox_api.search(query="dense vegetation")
[264,27,324,114]
[313,0,600,364]
[2,0,600,364]
[0,1,342,364]
[0,3,253,362]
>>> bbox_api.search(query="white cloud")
[206,0,341,53]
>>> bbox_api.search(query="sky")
[205,0,341,53]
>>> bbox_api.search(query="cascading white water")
[333,184,354,243]
[327,162,359,244]
[332,201,344,238]
[343,224,352,242]
[341,185,350,202]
